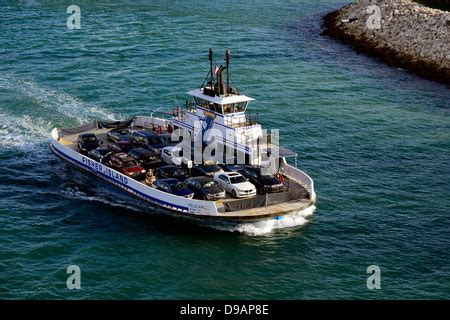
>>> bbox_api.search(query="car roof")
[135,130,158,138]
[113,153,133,160]
[158,165,178,170]
[80,133,96,138]
[187,176,212,183]
[159,133,173,138]
[130,148,153,155]
[163,146,182,151]
[194,163,220,168]
[115,140,130,145]
[222,164,245,170]
[243,165,260,171]
[157,178,180,184]
[220,171,243,177]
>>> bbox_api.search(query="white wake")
[0,74,120,150]
[0,113,51,149]
[0,75,118,123]
[214,205,316,236]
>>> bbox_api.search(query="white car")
[213,172,257,198]
[161,146,183,165]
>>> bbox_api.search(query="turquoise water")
[1,0,449,299]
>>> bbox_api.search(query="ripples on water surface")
[0,1,449,299]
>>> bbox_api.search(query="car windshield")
[202,181,218,189]
[123,160,138,168]
[171,182,186,190]
[99,150,110,156]
[169,168,184,176]
[120,144,131,151]
[148,136,165,145]
[82,137,97,143]
[116,130,129,135]
[203,165,221,173]
[230,176,247,184]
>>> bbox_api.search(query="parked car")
[131,131,170,153]
[159,132,180,146]
[87,147,113,164]
[213,172,256,198]
[108,141,133,154]
[237,166,284,194]
[161,146,184,165]
[220,164,246,172]
[128,148,161,169]
[108,153,146,179]
[184,176,225,200]
[107,128,131,142]
[153,178,194,198]
[190,164,224,177]
[154,165,189,181]
[77,133,100,155]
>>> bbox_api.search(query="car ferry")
[50,49,316,224]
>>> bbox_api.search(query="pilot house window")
[194,98,248,114]
[223,102,248,114]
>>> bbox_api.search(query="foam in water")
[0,113,51,149]
[0,74,121,150]
[214,205,316,236]
[0,74,120,123]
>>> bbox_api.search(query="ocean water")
[0,0,449,299]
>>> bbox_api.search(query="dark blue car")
[153,178,194,198]
[77,133,100,155]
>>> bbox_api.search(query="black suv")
[184,176,225,200]
[77,133,100,155]
[128,148,161,169]
[107,128,131,142]
[190,164,224,177]
[154,165,189,181]
[87,147,113,164]
[108,141,133,153]
[130,131,170,153]
[224,165,284,194]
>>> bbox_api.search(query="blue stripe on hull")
[50,144,190,213]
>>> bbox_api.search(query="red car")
[108,153,146,179]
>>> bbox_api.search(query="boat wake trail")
[0,74,119,124]
[61,185,141,213]
[213,205,316,236]
[0,113,51,150]
[0,74,120,150]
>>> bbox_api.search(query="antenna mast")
[209,48,213,88]
[226,48,230,96]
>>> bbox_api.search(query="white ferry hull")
[50,128,316,224]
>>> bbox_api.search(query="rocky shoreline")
[322,0,450,85]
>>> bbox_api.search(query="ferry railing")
[223,111,259,128]
[279,158,315,201]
